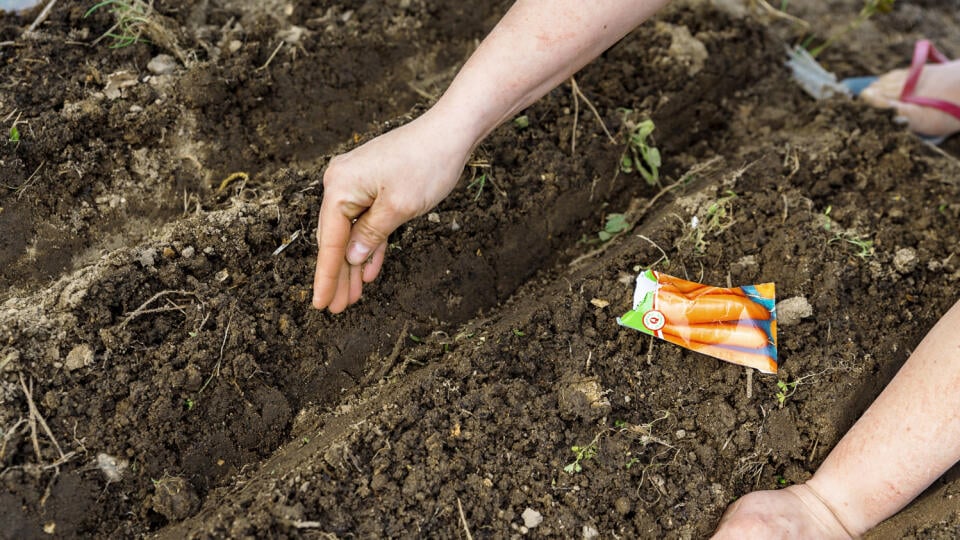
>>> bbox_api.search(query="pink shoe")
[898,40,960,128]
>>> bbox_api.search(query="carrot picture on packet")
[618,270,778,373]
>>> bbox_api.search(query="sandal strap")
[900,96,960,121]
[899,40,960,121]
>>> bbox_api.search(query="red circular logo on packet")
[642,310,665,331]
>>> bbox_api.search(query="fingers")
[313,187,389,312]
[346,202,409,266]
[327,260,351,314]
[313,196,352,310]
[348,263,363,305]
[362,242,387,283]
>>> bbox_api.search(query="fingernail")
[346,242,371,265]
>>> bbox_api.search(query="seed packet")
[618,270,778,373]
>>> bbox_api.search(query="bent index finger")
[313,196,352,310]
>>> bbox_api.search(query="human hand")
[312,112,474,313]
[712,484,855,540]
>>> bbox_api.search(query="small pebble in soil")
[522,508,543,528]
[181,246,195,258]
[96,453,128,483]
[428,212,440,223]
[583,525,600,539]
[776,296,813,326]
[615,496,633,515]
[138,248,157,268]
[893,247,918,274]
[147,54,178,76]
[65,344,94,371]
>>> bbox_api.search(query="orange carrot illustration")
[661,333,777,373]
[660,284,747,298]
[661,321,771,349]
[619,270,778,373]
[656,290,771,323]
[654,273,706,293]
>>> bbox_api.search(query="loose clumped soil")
[1,1,959,538]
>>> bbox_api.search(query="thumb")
[345,203,409,265]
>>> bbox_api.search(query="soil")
[1,0,959,538]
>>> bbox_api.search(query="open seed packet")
[618,270,778,373]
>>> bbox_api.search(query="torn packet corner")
[617,269,778,374]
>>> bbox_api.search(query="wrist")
[794,482,861,538]
[421,94,496,153]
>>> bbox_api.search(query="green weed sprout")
[775,380,798,407]
[598,213,630,241]
[689,190,737,253]
[8,125,20,143]
[619,116,661,185]
[820,205,874,259]
[828,231,874,259]
[467,173,487,201]
[85,0,154,49]
[807,0,895,57]
[563,432,603,474]
[563,443,598,474]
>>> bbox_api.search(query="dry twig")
[256,41,285,71]
[0,418,28,461]
[199,316,232,393]
[18,374,66,462]
[120,289,198,328]
[569,76,616,155]
[27,0,58,33]
[457,497,474,540]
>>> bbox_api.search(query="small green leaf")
[604,213,629,234]
[636,120,655,138]
[513,329,525,337]
[513,115,530,129]
[8,125,20,142]
[644,147,661,168]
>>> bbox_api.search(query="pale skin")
[713,299,960,538]
[312,1,960,537]
[312,0,670,313]
[860,60,960,137]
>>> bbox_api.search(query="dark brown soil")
[1,0,959,538]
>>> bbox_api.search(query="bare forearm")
[428,0,671,149]
[809,299,960,535]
